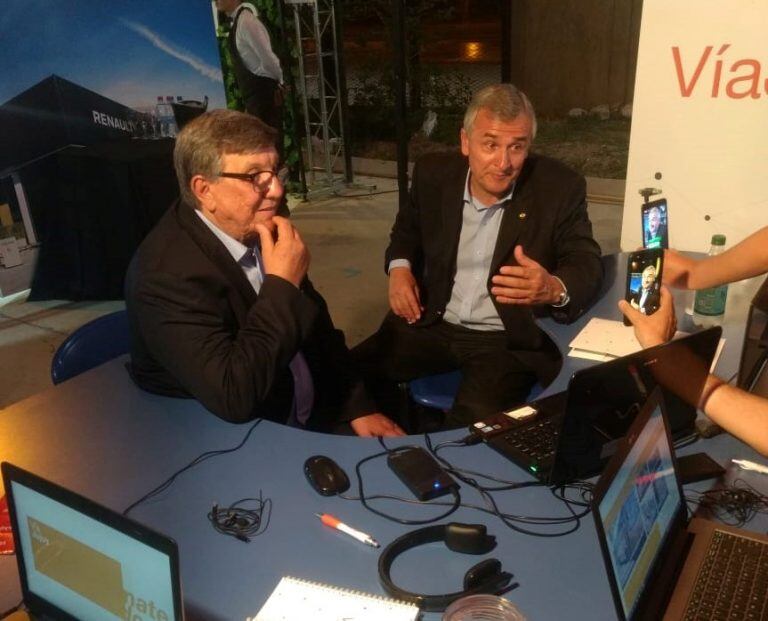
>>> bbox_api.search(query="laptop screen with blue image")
[595,401,680,619]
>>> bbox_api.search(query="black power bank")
[387,447,459,501]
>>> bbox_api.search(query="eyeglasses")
[218,167,289,193]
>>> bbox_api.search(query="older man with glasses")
[125,109,404,436]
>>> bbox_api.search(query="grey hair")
[463,83,537,139]
[173,109,278,207]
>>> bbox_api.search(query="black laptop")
[592,387,768,620]
[470,327,721,484]
[1,462,184,621]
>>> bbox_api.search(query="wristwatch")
[552,277,570,308]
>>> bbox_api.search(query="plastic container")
[693,234,728,327]
[442,595,527,621]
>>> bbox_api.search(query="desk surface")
[1,254,765,620]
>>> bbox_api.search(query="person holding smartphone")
[662,226,768,290]
[619,287,768,457]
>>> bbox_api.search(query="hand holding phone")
[624,249,664,325]
[642,198,669,249]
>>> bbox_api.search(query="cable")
[344,434,592,536]
[685,479,768,527]
[425,433,594,536]
[426,433,542,492]
[339,484,592,537]
[123,419,263,516]
[208,492,272,543]
[353,440,462,525]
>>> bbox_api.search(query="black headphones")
[378,523,514,612]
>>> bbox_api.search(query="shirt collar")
[463,170,515,211]
[194,209,253,264]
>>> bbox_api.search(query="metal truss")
[286,0,348,196]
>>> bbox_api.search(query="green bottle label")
[694,286,728,316]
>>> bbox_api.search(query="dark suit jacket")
[386,152,603,351]
[125,199,374,425]
[629,286,661,315]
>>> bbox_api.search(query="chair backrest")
[409,370,463,411]
[50,310,130,384]
[409,370,544,412]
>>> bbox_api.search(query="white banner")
[621,0,768,251]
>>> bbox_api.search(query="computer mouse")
[304,455,350,496]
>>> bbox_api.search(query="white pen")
[732,459,768,475]
[315,513,380,548]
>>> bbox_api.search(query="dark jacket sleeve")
[549,174,603,323]
[298,279,377,422]
[130,269,319,423]
[385,160,424,274]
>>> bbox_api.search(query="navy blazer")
[386,151,603,350]
[125,199,373,425]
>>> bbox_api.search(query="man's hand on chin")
[350,413,406,437]
[491,245,563,305]
[256,216,309,287]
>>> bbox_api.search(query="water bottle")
[693,234,728,327]
[165,96,178,137]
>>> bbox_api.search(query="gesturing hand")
[389,267,423,323]
[491,245,563,305]
[255,216,309,288]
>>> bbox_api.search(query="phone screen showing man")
[641,199,668,249]
[625,249,664,325]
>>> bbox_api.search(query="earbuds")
[208,495,272,543]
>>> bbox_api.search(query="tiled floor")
[0,175,623,410]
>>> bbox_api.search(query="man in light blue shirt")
[354,84,602,429]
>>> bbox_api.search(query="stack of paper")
[252,576,420,621]
[568,318,644,361]
[568,318,725,372]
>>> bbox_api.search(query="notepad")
[252,576,420,621]
[568,318,725,371]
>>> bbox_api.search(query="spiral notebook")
[252,576,420,621]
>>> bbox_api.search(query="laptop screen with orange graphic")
[1,462,183,621]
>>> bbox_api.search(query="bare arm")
[700,375,768,457]
[619,287,768,457]
[664,226,768,290]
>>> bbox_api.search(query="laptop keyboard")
[684,530,768,620]
[502,418,560,461]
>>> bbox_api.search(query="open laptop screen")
[594,395,681,620]
[3,463,181,621]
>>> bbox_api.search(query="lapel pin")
[518,212,527,220]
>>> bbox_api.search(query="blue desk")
[1,255,764,620]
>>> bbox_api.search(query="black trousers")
[243,76,283,157]
[351,315,562,430]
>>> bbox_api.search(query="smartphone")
[676,452,725,485]
[624,248,664,325]
[641,198,668,249]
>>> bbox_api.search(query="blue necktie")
[242,247,314,426]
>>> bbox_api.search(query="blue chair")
[51,310,130,384]
[409,370,463,411]
[409,370,543,412]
